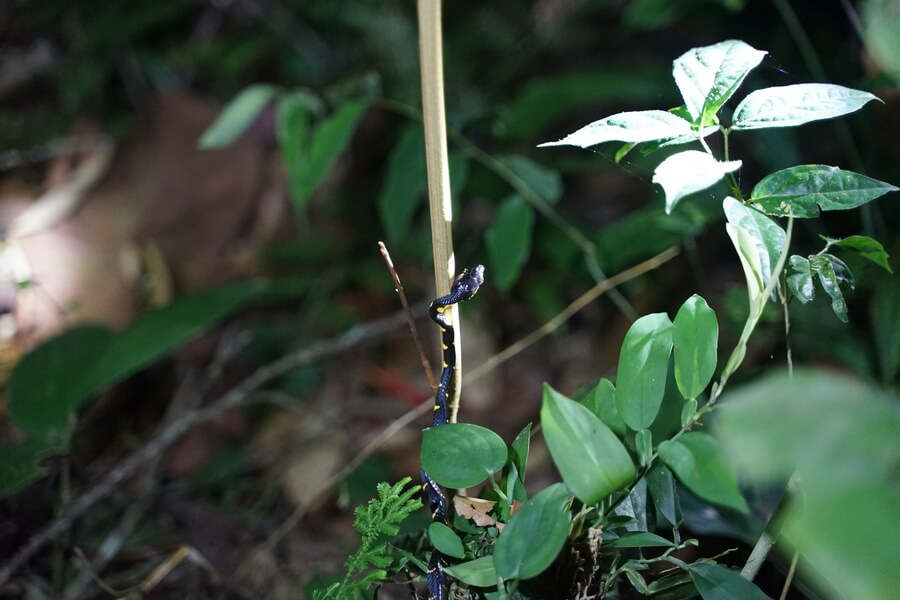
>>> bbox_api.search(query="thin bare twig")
[379,242,436,389]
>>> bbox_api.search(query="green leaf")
[421,423,507,488]
[731,84,880,131]
[718,370,900,600]
[198,84,277,149]
[605,531,675,548]
[444,556,496,587]
[672,40,767,126]
[786,255,815,303]
[428,522,466,559]
[378,126,426,243]
[541,385,636,504]
[690,563,773,599]
[0,438,64,497]
[509,423,531,483]
[722,197,786,288]
[809,254,852,323]
[750,165,899,218]
[833,235,893,273]
[7,325,113,438]
[646,463,678,525]
[653,151,742,213]
[496,155,562,205]
[289,99,367,212]
[725,223,765,309]
[658,432,748,514]
[635,428,653,466]
[616,313,674,430]
[582,378,626,435]
[539,110,695,148]
[494,483,570,581]
[673,295,718,400]
[277,93,311,208]
[485,195,535,293]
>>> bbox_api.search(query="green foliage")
[421,423,507,489]
[314,477,423,600]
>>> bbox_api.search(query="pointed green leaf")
[509,423,531,483]
[725,223,765,308]
[653,151,742,213]
[787,255,816,303]
[542,385,635,504]
[658,432,748,513]
[539,110,695,148]
[616,313,674,430]
[198,84,276,149]
[723,196,786,287]
[496,155,562,205]
[444,556,496,587]
[833,235,893,273]
[429,522,466,559]
[673,295,719,400]
[635,428,653,466]
[690,563,773,599]
[485,195,535,293]
[421,423,507,488]
[277,93,311,207]
[732,84,880,131]
[810,254,852,323]
[0,438,65,497]
[378,126,426,243]
[750,165,899,217]
[646,464,678,525]
[605,531,676,549]
[582,378,626,435]
[673,40,767,126]
[494,483,570,580]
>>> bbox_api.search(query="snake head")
[453,264,485,300]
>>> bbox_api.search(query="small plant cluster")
[318,40,897,600]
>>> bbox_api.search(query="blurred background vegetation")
[0,0,897,598]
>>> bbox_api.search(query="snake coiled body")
[421,264,484,600]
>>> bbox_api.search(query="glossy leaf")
[421,423,507,488]
[428,522,466,559]
[7,325,113,438]
[653,151,742,213]
[750,165,899,218]
[732,84,880,131]
[635,428,652,466]
[616,313,673,430]
[833,235,893,273]
[539,110,695,148]
[496,155,562,205]
[198,84,276,149]
[673,40,767,126]
[723,196,786,288]
[810,254,852,323]
[673,295,718,400]
[786,255,815,303]
[444,556,496,587]
[485,195,535,293]
[509,423,531,483]
[718,370,900,600]
[646,464,678,525]
[582,378,626,436]
[494,483,570,580]
[605,531,675,549]
[289,99,367,212]
[690,563,772,599]
[542,385,635,504]
[658,432,748,514]
[378,126,426,243]
[0,438,64,497]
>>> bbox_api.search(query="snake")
[421,264,485,600]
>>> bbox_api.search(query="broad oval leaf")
[428,522,466,559]
[723,196,786,288]
[485,195,535,293]
[582,378,626,436]
[199,84,277,149]
[653,151,742,213]
[616,313,674,430]
[787,255,815,303]
[539,110,695,148]
[834,235,893,273]
[732,83,880,131]
[494,483,570,581]
[7,325,113,438]
[690,563,773,600]
[750,165,899,218]
[542,385,635,504]
[378,126,426,243]
[658,432,748,514]
[673,295,718,400]
[444,556,496,587]
[672,40,767,126]
[421,423,507,488]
